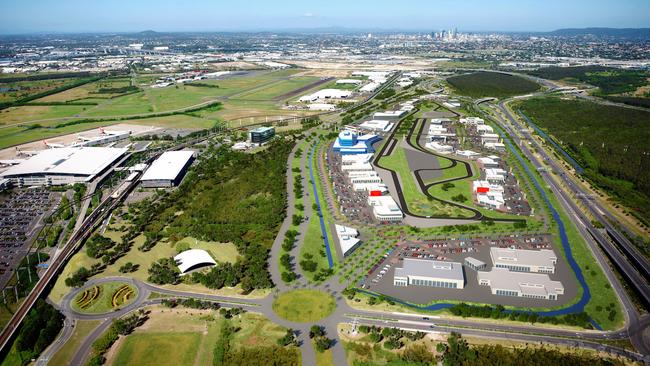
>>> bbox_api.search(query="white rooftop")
[341,153,373,164]
[368,195,403,217]
[174,249,217,274]
[335,224,361,256]
[395,259,464,282]
[299,89,351,102]
[359,119,393,132]
[1,147,127,180]
[490,247,558,268]
[359,82,380,93]
[141,150,194,181]
[336,79,363,85]
[373,110,406,119]
[464,257,485,267]
[307,103,336,111]
[478,268,564,297]
[477,157,499,166]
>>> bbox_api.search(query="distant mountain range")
[22,27,648,39]
[546,28,650,39]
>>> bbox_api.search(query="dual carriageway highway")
[1,71,649,365]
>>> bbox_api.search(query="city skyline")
[1,0,649,34]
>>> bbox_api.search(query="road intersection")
[13,72,650,366]
[40,127,649,365]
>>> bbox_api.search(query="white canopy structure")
[174,249,217,274]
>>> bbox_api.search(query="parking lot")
[0,188,57,289]
[460,122,532,216]
[361,233,579,308]
[499,167,532,216]
[325,145,377,225]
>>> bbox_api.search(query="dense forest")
[135,140,293,291]
[446,72,540,99]
[164,141,292,249]
[526,66,649,95]
[11,300,64,365]
[518,97,650,227]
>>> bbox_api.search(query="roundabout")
[272,289,336,323]
[67,279,144,316]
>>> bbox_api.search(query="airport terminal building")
[0,147,127,186]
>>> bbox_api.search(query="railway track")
[0,71,402,353]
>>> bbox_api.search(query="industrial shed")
[140,150,194,188]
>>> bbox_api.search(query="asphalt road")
[10,72,650,366]
[44,126,650,365]
[44,274,650,365]
[473,96,650,355]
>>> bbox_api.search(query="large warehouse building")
[478,268,565,300]
[490,247,557,274]
[140,150,195,188]
[393,259,464,289]
[0,147,127,186]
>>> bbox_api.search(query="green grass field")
[272,289,336,322]
[0,112,220,149]
[0,69,322,148]
[113,332,202,366]
[35,77,133,102]
[0,77,86,104]
[232,76,320,100]
[314,342,335,366]
[48,233,240,305]
[447,71,540,99]
[48,320,101,366]
[110,306,295,365]
[378,140,474,218]
[230,312,290,348]
[299,140,338,281]
[0,104,87,125]
[300,215,332,281]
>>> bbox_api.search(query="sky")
[0,0,649,34]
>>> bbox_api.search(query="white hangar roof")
[141,150,194,182]
[174,249,217,274]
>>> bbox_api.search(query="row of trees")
[280,229,299,282]
[87,310,149,366]
[437,332,629,366]
[449,303,594,329]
